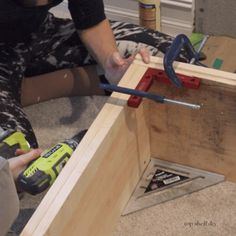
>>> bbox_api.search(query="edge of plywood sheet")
[134,55,236,88]
[21,61,150,236]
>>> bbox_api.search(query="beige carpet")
[113,181,236,236]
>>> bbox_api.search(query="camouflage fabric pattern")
[0,13,184,148]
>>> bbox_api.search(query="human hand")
[8,149,42,181]
[104,48,150,84]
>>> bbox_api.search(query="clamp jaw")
[164,34,207,88]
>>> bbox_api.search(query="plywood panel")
[201,36,236,73]
[147,59,236,181]
[21,62,150,236]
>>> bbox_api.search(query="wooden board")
[150,81,236,180]
[21,62,150,236]
[21,56,236,235]
[146,57,236,181]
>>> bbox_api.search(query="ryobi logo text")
[43,144,62,158]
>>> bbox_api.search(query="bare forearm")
[77,19,118,69]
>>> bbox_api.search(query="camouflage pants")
[0,13,182,148]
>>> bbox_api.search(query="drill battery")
[0,129,30,159]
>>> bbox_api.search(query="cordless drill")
[17,130,87,195]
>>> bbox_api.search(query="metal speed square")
[122,158,224,216]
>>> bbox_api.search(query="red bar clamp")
[127,68,201,108]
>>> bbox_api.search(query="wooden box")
[21,56,236,236]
